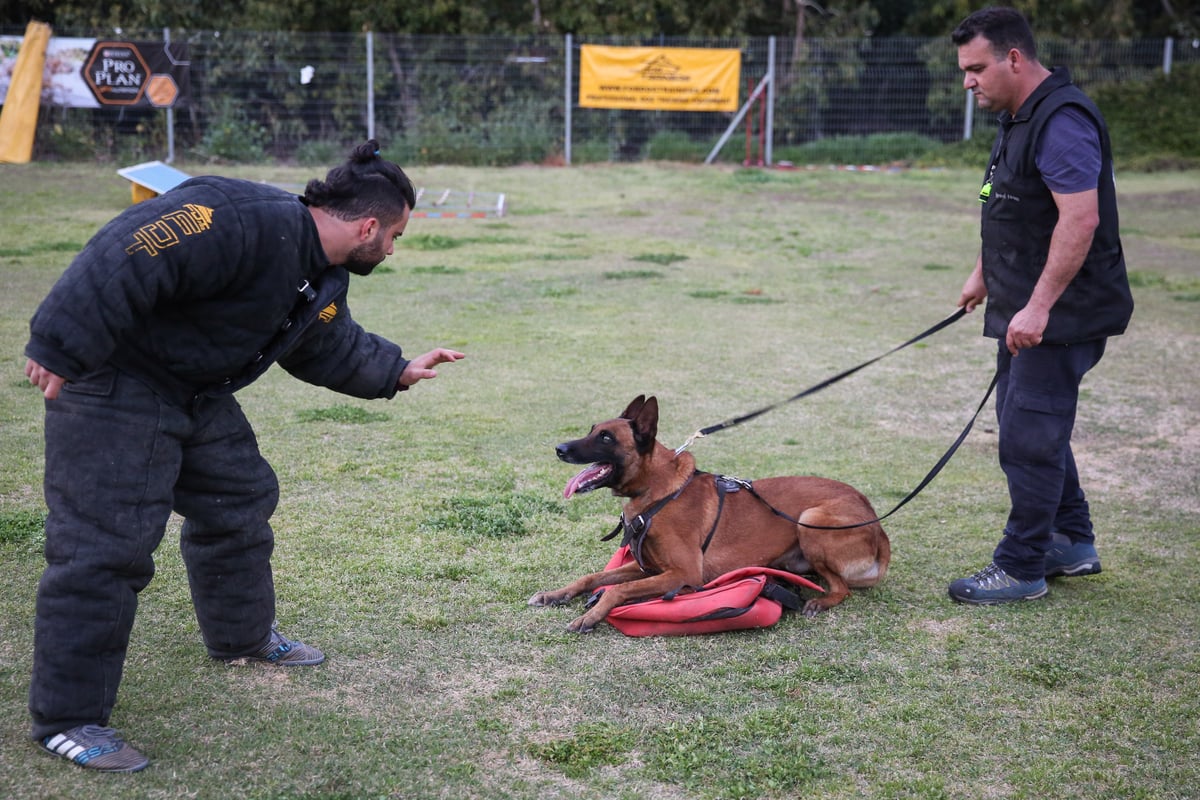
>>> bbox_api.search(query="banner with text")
[579,45,740,112]
[0,37,189,108]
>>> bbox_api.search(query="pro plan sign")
[82,41,187,107]
[84,42,151,105]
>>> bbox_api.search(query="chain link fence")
[5,28,1196,165]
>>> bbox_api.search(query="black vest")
[979,67,1134,343]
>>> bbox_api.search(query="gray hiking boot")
[1044,532,1102,578]
[948,563,1049,605]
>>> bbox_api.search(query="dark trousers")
[991,338,1107,581]
[29,367,279,740]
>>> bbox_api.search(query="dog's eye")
[598,431,614,444]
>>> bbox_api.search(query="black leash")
[676,307,968,451]
[665,307,998,530]
[740,369,997,529]
[596,366,995,544]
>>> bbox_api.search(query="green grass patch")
[528,722,635,778]
[730,294,783,304]
[605,269,663,280]
[295,404,390,424]
[632,252,689,265]
[420,492,562,539]
[404,233,465,251]
[0,241,82,258]
[412,264,466,275]
[0,510,44,545]
[0,162,1196,800]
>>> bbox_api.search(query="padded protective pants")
[29,366,279,740]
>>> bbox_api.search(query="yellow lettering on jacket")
[319,302,338,323]
[125,204,215,257]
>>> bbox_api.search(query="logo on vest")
[125,204,214,256]
[319,303,338,323]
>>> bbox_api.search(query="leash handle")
[693,307,968,440]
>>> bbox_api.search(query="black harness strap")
[700,476,744,552]
[599,474,750,577]
[602,473,698,570]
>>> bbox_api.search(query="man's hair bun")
[302,139,415,224]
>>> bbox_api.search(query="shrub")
[1093,62,1200,167]
[192,96,267,163]
[775,132,943,166]
[645,130,708,162]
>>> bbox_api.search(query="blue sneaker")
[1044,532,1102,578]
[948,563,1048,605]
[40,724,149,772]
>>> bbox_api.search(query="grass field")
[0,160,1197,800]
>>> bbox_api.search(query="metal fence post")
[163,27,175,162]
[765,36,775,166]
[1163,37,1174,74]
[963,89,973,141]
[565,33,573,165]
[366,30,375,140]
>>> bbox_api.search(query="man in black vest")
[946,8,1134,604]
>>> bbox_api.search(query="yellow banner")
[579,45,740,112]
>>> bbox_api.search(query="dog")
[528,395,891,633]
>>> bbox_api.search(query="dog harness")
[601,472,753,577]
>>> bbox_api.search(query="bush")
[644,130,709,162]
[917,129,995,169]
[293,139,343,167]
[1093,62,1200,168]
[774,132,943,166]
[192,96,267,163]
[568,139,614,164]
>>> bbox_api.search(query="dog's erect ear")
[621,395,647,421]
[630,395,659,454]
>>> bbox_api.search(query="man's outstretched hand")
[399,348,466,388]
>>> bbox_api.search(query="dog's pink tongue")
[564,465,605,499]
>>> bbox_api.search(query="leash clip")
[675,429,705,455]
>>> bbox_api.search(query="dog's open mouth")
[564,463,612,499]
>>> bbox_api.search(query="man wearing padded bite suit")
[24,139,464,771]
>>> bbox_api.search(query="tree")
[3,0,1197,38]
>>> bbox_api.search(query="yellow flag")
[0,20,52,164]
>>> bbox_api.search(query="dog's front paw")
[566,614,598,634]
[527,590,571,607]
[802,598,832,617]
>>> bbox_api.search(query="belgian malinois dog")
[528,395,891,633]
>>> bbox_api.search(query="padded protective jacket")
[25,176,408,408]
[978,67,1134,343]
